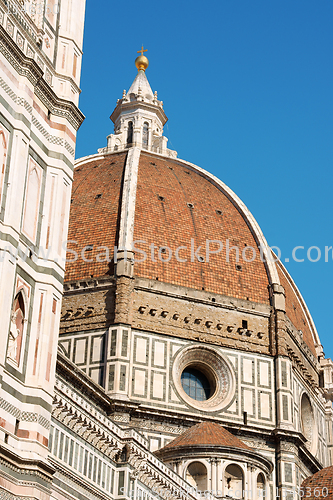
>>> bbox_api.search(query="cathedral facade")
[1,3,333,500]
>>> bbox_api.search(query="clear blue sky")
[76,0,333,359]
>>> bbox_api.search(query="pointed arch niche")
[22,157,42,243]
[7,279,31,369]
[0,125,9,209]
[7,291,26,366]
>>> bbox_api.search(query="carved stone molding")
[0,25,84,130]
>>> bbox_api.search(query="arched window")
[186,462,207,492]
[142,122,149,149]
[257,473,265,499]
[224,464,243,498]
[7,291,25,365]
[127,121,133,146]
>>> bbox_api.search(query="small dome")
[154,421,273,476]
[157,421,250,451]
[301,466,333,499]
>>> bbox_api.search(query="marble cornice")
[0,25,84,130]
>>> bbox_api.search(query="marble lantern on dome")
[98,47,177,157]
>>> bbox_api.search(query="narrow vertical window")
[127,121,133,147]
[142,122,149,149]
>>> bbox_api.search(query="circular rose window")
[173,345,235,411]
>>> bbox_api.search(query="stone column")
[209,458,219,495]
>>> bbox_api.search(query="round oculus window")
[173,345,235,411]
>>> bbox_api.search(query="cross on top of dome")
[137,45,147,56]
[135,45,149,72]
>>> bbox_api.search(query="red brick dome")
[301,466,333,499]
[66,150,273,303]
[65,149,319,355]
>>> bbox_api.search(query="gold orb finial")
[135,45,149,72]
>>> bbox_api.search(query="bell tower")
[0,0,86,497]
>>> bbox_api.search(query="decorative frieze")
[0,397,50,429]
